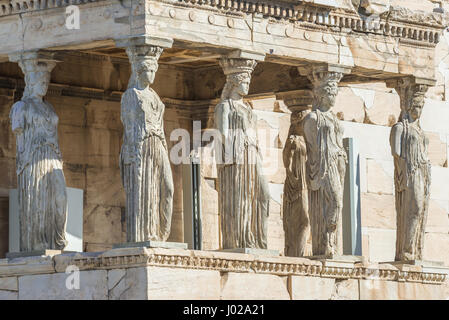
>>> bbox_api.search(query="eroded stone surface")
[221,273,290,300]
[290,276,335,300]
[18,270,108,300]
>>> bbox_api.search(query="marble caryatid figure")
[215,57,270,249]
[303,66,347,257]
[283,109,310,257]
[390,79,431,261]
[10,52,68,252]
[120,44,174,243]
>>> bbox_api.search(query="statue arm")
[302,112,317,147]
[283,136,294,173]
[214,102,230,139]
[10,101,26,134]
[390,123,403,158]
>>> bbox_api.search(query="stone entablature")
[0,0,446,79]
[0,248,446,284]
[0,0,445,43]
[0,248,448,299]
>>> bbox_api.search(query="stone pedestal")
[113,241,188,250]
[219,248,280,256]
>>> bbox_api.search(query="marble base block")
[6,250,63,259]
[113,241,188,250]
[219,248,280,256]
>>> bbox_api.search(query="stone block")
[250,97,277,112]
[366,159,394,195]
[63,163,86,190]
[109,266,221,300]
[85,99,121,130]
[0,255,55,278]
[85,167,126,207]
[330,279,359,300]
[426,132,447,167]
[202,212,220,251]
[289,276,335,300]
[397,282,445,300]
[58,124,87,165]
[365,90,401,127]
[49,96,88,127]
[361,193,395,229]
[426,200,449,233]
[0,290,17,300]
[421,99,449,135]
[86,128,121,168]
[83,204,125,249]
[423,233,449,266]
[18,270,108,300]
[362,227,396,262]
[0,158,16,189]
[359,279,398,299]
[430,166,449,201]
[0,119,15,159]
[262,148,285,183]
[0,276,17,291]
[342,122,393,161]
[221,273,290,300]
[334,86,365,123]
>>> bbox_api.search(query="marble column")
[214,53,270,249]
[117,37,175,243]
[275,90,313,257]
[299,64,351,257]
[9,51,68,252]
[387,77,435,262]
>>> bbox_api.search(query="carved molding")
[0,0,446,48]
[1,248,445,284]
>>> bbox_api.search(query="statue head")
[19,59,56,99]
[289,109,310,136]
[396,78,429,123]
[310,71,342,111]
[126,45,163,89]
[219,58,257,100]
[406,89,426,122]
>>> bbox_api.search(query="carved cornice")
[0,248,446,284]
[0,0,446,48]
[1,247,442,284]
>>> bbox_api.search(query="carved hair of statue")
[19,59,56,98]
[219,58,257,100]
[126,45,163,89]
[288,109,309,136]
[308,70,343,109]
[397,80,428,122]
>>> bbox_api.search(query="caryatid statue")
[9,51,68,252]
[389,77,432,262]
[302,65,350,257]
[120,44,174,243]
[277,90,312,257]
[214,57,270,249]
